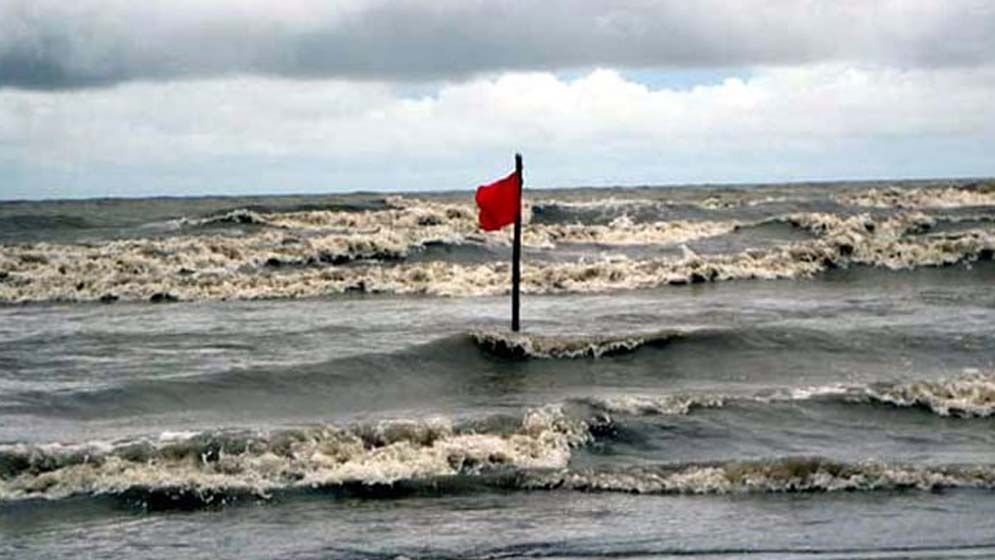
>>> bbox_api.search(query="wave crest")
[580,394,725,415]
[839,182,995,209]
[526,457,995,494]
[470,329,681,359]
[3,374,994,506]
[0,406,590,503]
[1,202,993,303]
[570,371,995,418]
[862,372,995,417]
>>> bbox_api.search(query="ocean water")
[1,179,994,559]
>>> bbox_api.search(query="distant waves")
[0,182,993,304]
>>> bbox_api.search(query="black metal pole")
[511,153,523,332]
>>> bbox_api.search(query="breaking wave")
[181,200,740,249]
[1,193,993,303]
[731,371,995,418]
[524,457,995,495]
[526,215,738,248]
[839,181,995,209]
[5,420,993,508]
[860,372,995,417]
[529,196,677,230]
[470,329,682,359]
[578,394,726,416]
[2,373,992,506]
[533,192,797,214]
[580,371,995,418]
[0,406,591,503]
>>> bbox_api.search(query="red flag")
[475,171,520,231]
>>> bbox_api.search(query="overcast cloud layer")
[1,1,994,199]
[2,0,995,89]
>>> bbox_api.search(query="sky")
[1,1,995,200]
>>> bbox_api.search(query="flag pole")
[511,153,523,332]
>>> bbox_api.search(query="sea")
[1,178,994,559]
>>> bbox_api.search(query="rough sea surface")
[1,179,995,559]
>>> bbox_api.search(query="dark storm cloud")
[2,0,994,90]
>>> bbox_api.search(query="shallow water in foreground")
[1,179,994,558]
[6,491,995,559]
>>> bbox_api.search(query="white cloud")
[5,65,995,159]
[1,64,994,197]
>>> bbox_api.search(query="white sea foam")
[3,374,994,503]
[575,371,995,418]
[698,195,794,210]
[861,372,995,417]
[1,198,992,303]
[0,197,750,303]
[581,394,725,416]
[533,197,660,212]
[527,215,738,248]
[525,457,995,494]
[839,183,995,209]
[470,329,682,359]
[0,406,590,502]
[536,193,793,212]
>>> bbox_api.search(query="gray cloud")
[2,0,995,89]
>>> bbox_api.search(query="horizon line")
[1,174,991,204]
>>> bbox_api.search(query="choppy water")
[1,179,994,559]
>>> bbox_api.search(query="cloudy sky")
[2,0,994,200]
